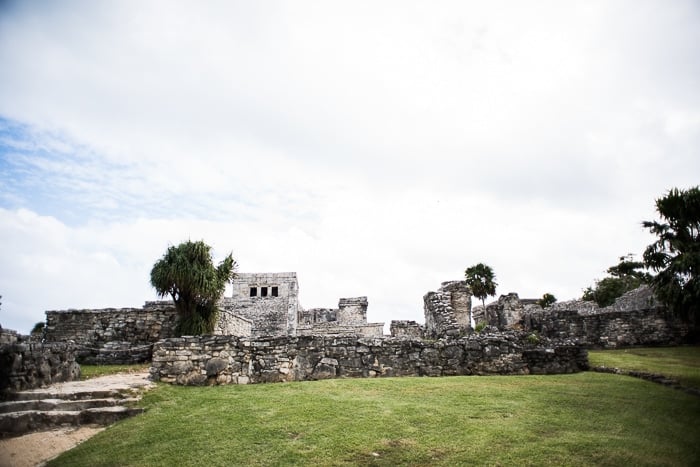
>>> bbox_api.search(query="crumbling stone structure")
[423,281,472,338]
[298,297,384,337]
[150,332,588,385]
[472,287,689,348]
[0,336,80,397]
[219,273,383,337]
[44,302,178,364]
[390,320,423,338]
[41,272,384,363]
[522,287,689,348]
[472,293,530,329]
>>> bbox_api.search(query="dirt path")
[0,426,105,467]
[0,370,153,466]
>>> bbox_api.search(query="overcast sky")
[1,1,699,334]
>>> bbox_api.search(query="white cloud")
[0,1,698,333]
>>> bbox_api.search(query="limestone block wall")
[390,320,423,338]
[219,297,290,337]
[523,307,688,348]
[424,281,472,338]
[0,328,20,345]
[299,308,337,325]
[473,293,526,329]
[44,302,178,364]
[214,309,253,337]
[0,340,80,397]
[297,322,384,337]
[150,332,588,385]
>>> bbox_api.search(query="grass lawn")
[80,364,150,380]
[50,370,700,466]
[589,345,700,388]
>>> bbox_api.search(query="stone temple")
[216,272,384,338]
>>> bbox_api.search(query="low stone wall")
[150,332,588,385]
[523,307,689,348]
[0,340,80,397]
[44,302,178,364]
[297,322,384,337]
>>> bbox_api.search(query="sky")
[1,1,699,334]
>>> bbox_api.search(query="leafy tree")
[583,255,649,307]
[465,262,498,312]
[150,240,237,336]
[642,187,700,331]
[538,293,557,308]
[31,321,45,337]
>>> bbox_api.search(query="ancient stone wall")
[523,307,688,348]
[473,293,526,329]
[214,309,253,337]
[423,281,472,338]
[44,302,178,364]
[297,322,384,337]
[299,308,337,325]
[150,332,588,385]
[390,320,423,338]
[0,328,20,345]
[0,339,80,397]
[515,287,688,348]
[219,297,289,337]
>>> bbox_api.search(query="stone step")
[10,389,125,402]
[0,406,144,437]
[0,397,140,414]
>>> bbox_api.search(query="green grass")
[49,372,700,466]
[589,346,700,388]
[79,364,149,380]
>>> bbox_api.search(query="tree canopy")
[643,186,700,331]
[583,254,649,307]
[465,263,498,310]
[538,293,557,308]
[150,240,237,336]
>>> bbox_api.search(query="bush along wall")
[150,331,588,385]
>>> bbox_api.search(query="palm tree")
[464,263,498,325]
[150,240,237,335]
[643,186,700,334]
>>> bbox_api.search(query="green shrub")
[527,332,540,344]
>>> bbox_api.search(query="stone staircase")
[0,372,152,437]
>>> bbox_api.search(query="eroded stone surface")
[150,333,588,385]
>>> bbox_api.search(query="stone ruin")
[421,280,472,338]
[36,272,384,365]
[2,272,690,389]
[0,330,80,398]
[217,273,384,338]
